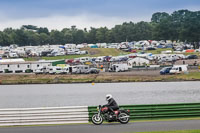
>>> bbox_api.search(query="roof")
[0,58,25,63]
[0,61,51,65]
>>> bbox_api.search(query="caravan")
[76,65,90,74]
[68,66,77,74]
[109,64,129,72]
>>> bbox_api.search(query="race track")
[0,119,200,133]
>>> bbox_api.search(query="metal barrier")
[88,103,200,121]
[0,106,89,126]
[1,103,200,126]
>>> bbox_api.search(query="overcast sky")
[0,0,200,31]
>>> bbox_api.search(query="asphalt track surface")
[0,119,200,133]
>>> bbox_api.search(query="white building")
[0,60,52,73]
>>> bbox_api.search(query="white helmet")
[106,94,112,101]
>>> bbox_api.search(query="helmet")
[106,94,112,101]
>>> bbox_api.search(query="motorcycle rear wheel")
[118,112,130,124]
[91,114,103,125]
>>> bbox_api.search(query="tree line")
[0,9,200,46]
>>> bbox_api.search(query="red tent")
[186,49,195,53]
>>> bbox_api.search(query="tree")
[50,30,65,44]
[96,27,109,43]
[38,27,49,35]
[87,27,97,43]
[133,21,153,41]
[151,12,170,23]
[39,33,49,45]
[0,9,200,46]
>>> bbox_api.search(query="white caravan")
[109,64,129,72]
[69,66,78,73]
[75,65,90,74]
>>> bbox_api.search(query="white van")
[48,66,63,74]
[69,66,77,74]
[169,65,188,74]
[62,67,69,74]
[109,64,129,72]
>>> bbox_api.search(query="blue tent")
[90,45,98,48]
[59,46,65,49]
[157,45,164,48]
[165,44,173,48]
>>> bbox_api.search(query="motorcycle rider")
[104,94,119,115]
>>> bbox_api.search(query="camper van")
[169,65,188,74]
[69,66,77,74]
[48,66,64,74]
[9,52,18,58]
[109,64,129,72]
[76,65,90,74]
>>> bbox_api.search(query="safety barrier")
[0,106,89,126]
[0,103,200,126]
[88,103,200,121]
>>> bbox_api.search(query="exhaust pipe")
[119,116,130,119]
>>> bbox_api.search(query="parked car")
[86,68,100,74]
[160,67,172,75]
[147,47,156,50]
[186,55,198,59]
[131,49,137,53]
[119,57,128,61]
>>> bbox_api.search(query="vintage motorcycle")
[91,105,130,125]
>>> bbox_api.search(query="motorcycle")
[91,105,130,125]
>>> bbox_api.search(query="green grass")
[139,48,200,56]
[147,48,173,54]
[136,48,173,54]
[129,129,200,133]
[183,52,200,56]
[175,72,200,80]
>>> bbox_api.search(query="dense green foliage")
[0,10,200,46]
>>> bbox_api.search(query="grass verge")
[0,72,200,85]
[130,129,200,133]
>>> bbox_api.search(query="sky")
[0,0,200,31]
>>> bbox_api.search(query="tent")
[128,57,150,68]
[186,49,195,53]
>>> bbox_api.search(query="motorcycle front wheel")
[118,112,130,124]
[91,114,103,125]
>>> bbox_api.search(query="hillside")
[24,48,128,61]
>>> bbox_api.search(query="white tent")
[128,57,150,68]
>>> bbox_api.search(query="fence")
[0,106,88,126]
[0,103,200,126]
[88,103,200,121]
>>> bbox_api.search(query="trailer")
[75,65,90,74]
